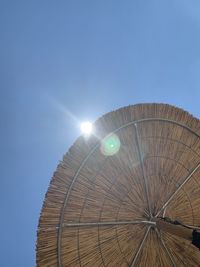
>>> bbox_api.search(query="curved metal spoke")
[63,220,156,228]
[156,161,200,217]
[134,123,152,218]
[130,226,151,267]
[155,229,176,267]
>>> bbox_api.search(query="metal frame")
[57,143,100,267]
[156,161,200,217]
[130,226,151,267]
[163,207,167,218]
[155,229,177,267]
[62,220,156,227]
[134,123,152,218]
[57,117,200,267]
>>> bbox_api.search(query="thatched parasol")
[36,103,200,266]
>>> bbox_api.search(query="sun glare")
[80,121,93,135]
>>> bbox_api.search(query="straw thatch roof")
[36,103,200,266]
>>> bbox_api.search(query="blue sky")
[1,1,200,266]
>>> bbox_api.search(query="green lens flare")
[101,133,120,156]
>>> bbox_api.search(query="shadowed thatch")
[36,103,200,266]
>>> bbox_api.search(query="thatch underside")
[37,103,200,266]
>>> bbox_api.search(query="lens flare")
[101,133,120,156]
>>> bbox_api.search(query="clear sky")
[1,1,200,266]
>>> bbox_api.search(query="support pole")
[155,218,200,250]
[156,218,193,241]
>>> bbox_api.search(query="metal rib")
[130,226,151,267]
[163,207,167,218]
[156,229,176,267]
[156,161,200,217]
[134,123,152,217]
[63,220,156,227]
[57,142,100,267]
[113,118,200,139]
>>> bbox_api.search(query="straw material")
[36,103,200,266]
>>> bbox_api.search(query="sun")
[80,121,93,135]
